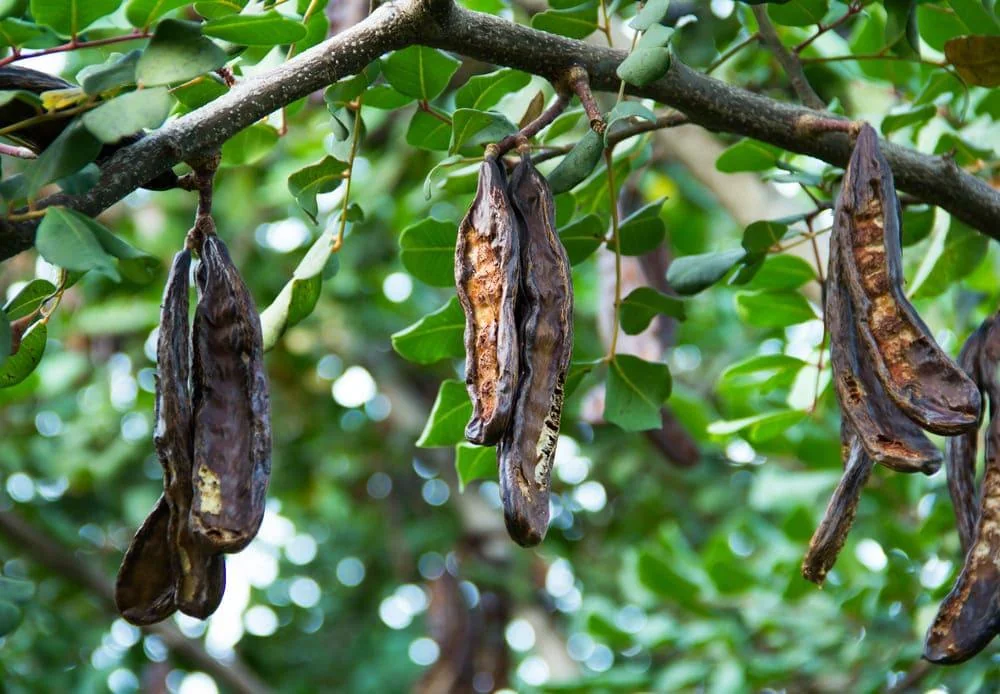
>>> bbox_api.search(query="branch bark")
[0,509,271,694]
[1,0,997,261]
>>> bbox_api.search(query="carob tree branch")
[0,509,271,694]
[751,6,826,110]
[1,0,997,261]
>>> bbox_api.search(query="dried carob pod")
[925,348,1000,663]
[826,216,941,474]
[114,496,177,625]
[191,229,272,552]
[498,154,573,547]
[801,428,875,585]
[836,124,980,435]
[946,321,990,555]
[455,154,520,446]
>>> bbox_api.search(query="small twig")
[332,100,365,253]
[530,111,687,166]
[706,32,760,74]
[794,2,863,54]
[604,148,623,361]
[0,31,150,68]
[418,100,452,125]
[753,7,825,110]
[564,66,606,135]
[492,92,570,158]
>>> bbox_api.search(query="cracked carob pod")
[826,214,941,474]
[455,154,520,446]
[925,319,1000,664]
[498,154,573,547]
[837,124,980,435]
[115,496,177,625]
[191,229,272,553]
[801,427,875,585]
[947,321,991,555]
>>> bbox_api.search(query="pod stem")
[491,91,571,159]
[564,66,606,136]
[182,152,221,253]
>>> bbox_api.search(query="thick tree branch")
[0,509,271,694]
[1,0,997,261]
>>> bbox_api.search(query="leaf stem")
[492,92,570,157]
[333,101,365,253]
[604,147,622,362]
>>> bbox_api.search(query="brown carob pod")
[837,124,980,435]
[946,321,990,555]
[801,429,875,585]
[455,155,520,446]
[114,497,177,625]
[826,218,941,474]
[154,249,226,618]
[498,155,573,547]
[191,231,272,553]
[924,404,1000,664]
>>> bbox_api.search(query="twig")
[604,148,622,361]
[565,66,606,134]
[752,7,825,110]
[531,111,687,165]
[493,92,570,157]
[0,509,271,694]
[794,2,863,54]
[0,32,150,68]
[706,32,760,74]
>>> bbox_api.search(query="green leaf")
[616,47,671,87]
[78,50,141,94]
[391,297,465,364]
[604,100,657,144]
[946,0,1000,36]
[287,156,348,224]
[30,0,120,36]
[636,549,701,602]
[399,217,455,287]
[884,0,919,57]
[81,87,173,143]
[716,139,783,172]
[221,123,278,166]
[19,120,101,199]
[0,320,46,388]
[913,219,989,299]
[455,443,496,491]
[193,0,249,20]
[944,35,1000,86]
[324,62,380,108]
[719,353,807,389]
[620,287,686,335]
[0,576,34,602]
[630,0,670,30]
[767,0,828,27]
[0,600,22,637]
[559,213,604,264]
[417,379,472,447]
[60,208,159,284]
[667,248,747,295]
[933,132,994,166]
[901,205,935,247]
[0,17,47,49]
[382,46,461,101]
[172,74,227,110]
[638,23,675,51]
[455,68,532,110]
[204,11,307,45]
[136,19,228,87]
[450,108,516,154]
[3,279,56,321]
[616,197,666,255]
[707,409,808,442]
[531,3,599,39]
[540,108,583,143]
[881,104,936,135]
[126,0,189,28]
[564,358,602,398]
[743,254,815,290]
[406,109,451,151]
[362,84,413,109]
[741,220,788,253]
[0,310,9,366]
[260,227,340,351]
[605,354,672,432]
[35,207,119,279]
[735,289,816,328]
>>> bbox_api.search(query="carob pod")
[837,124,980,435]
[498,155,573,547]
[154,249,226,618]
[191,231,272,553]
[114,496,177,625]
[801,427,875,585]
[946,321,990,555]
[826,216,941,474]
[455,155,520,446]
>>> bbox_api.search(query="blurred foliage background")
[1,0,999,692]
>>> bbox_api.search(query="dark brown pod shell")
[498,156,573,547]
[455,157,520,446]
[837,124,980,435]
[947,321,990,555]
[114,496,177,625]
[826,220,941,474]
[924,409,1000,664]
[801,429,874,585]
[191,233,272,553]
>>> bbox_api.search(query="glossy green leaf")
[30,0,120,36]
[743,254,815,290]
[78,50,141,94]
[125,0,188,28]
[19,120,101,199]
[35,207,118,279]
[81,87,173,143]
[616,47,671,87]
[605,354,672,432]
[716,139,783,172]
[901,205,935,247]
[0,576,34,602]
[362,84,413,109]
[450,108,516,154]
[287,155,348,224]
[620,287,686,335]
[735,289,816,328]
[742,220,788,253]
[0,320,46,388]
[406,109,452,151]
[136,19,228,87]
[62,208,158,284]
[913,219,989,299]
[666,248,747,295]
[0,601,22,636]
[531,3,599,39]
[391,297,465,364]
[630,0,670,30]
[2,279,56,321]
[559,213,604,264]
[455,68,531,110]
[708,409,808,442]
[417,379,472,447]
[204,11,307,46]
[220,123,278,166]
[881,104,936,135]
[398,217,455,287]
[616,198,666,255]
[0,310,9,366]
[945,0,1000,36]
[767,0,828,27]
[382,46,461,101]
[455,443,496,491]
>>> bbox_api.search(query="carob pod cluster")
[802,123,978,585]
[115,225,271,625]
[456,149,573,547]
[924,314,1000,664]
